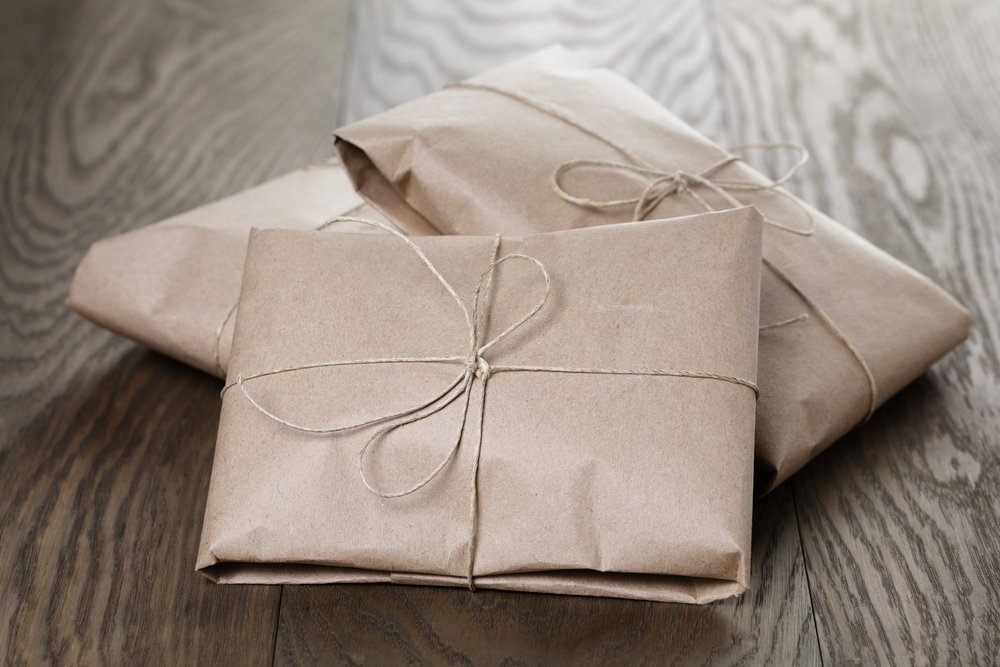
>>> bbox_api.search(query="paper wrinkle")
[334,44,970,493]
[372,132,418,188]
[68,162,392,377]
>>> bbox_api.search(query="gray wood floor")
[1,0,997,664]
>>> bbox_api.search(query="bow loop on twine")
[551,143,816,234]
[449,70,880,422]
[550,143,878,421]
[222,216,758,590]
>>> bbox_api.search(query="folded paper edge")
[334,136,442,237]
[197,561,746,604]
[67,226,233,377]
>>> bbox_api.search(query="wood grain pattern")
[0,0,351,446]
[713,0,1000,662]
[4,0,998,663]
[338,0,730,145]
[0,351,279,665]
[273,485,819,667]
[0,0,351,662]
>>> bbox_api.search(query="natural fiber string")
[758,314,809,331]
[446,82,815,235]
[446,80,877,424]
[221,216,760,590]
[213,300,240,376]
[551,151,814,235]
[762,258,878,422]
[446,83,811,334]
[211,200,372,377]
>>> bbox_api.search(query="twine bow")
[551,143,814,235]
[549,145,879,422]
[222,216,759,590]
[445,81,878,424]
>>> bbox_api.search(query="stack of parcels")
[68,45,970,603]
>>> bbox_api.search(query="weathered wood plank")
[0,0,352,446]
[0,351,280,665]
[0,0,352,662]
[713,0,1000,662]
[273,483,820,667]
[337,0,730,144]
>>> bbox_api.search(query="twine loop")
[451,77,877,423]
[222,217,759,590]
[550,144,878,422]
[551,143,815,234]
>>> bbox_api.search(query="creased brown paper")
[333,44,971,492]
[197,207,763,604]
[67,160,391,377]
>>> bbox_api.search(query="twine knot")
[464,354,491,382]
[672,171,690,194]
[473,356,491,382]
[550,143,815,235]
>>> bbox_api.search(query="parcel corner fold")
[197,206,764,604]
[333,43,971,493]
[65,160,392,378]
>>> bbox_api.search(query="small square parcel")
[197,207,763,604]
[333,44,971,492]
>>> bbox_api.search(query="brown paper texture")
[197,207,763,603]
[67,160,391,377]
[333,45,971,492]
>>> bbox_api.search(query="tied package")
[333,44,971,492]
[67,161,391,378]
[197,207,763,604]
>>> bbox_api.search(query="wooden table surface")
[2,0,998,664]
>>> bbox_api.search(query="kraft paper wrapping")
[333,45,971,492]
[67,160,391,378]
[196,207,763,604]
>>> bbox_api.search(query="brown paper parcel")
[196,206,763,604]
[67,160,391,378]
[333,44,971,493]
